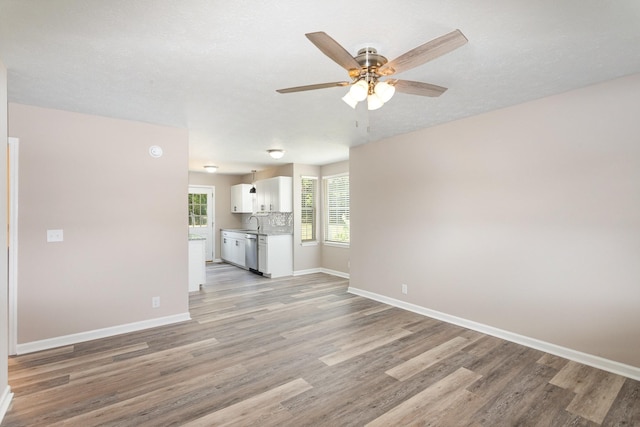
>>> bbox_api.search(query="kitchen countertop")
[222,228,292,236]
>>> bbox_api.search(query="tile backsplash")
[243,212,293,234]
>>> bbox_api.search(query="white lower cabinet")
[222,230,292,277]
[258,234,292,278]
[221,231,246,267]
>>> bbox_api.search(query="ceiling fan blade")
[305,32,361,72]
[378,29,468,76]
[392,79,448,97]
[276,81,350,94]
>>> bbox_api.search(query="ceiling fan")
[276,29,468,110]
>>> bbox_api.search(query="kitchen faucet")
[248,215,260,231]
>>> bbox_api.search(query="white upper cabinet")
[230,183,253,213]
[255,176,292,213]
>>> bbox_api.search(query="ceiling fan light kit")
[343,79,397,110]
[277,30,468,110]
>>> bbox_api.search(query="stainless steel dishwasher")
[245,234,259,272]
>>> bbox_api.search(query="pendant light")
[249,170,257,194]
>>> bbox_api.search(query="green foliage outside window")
[188,193,208,227]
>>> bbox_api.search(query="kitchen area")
[187,160,349,289]
[221,176,293,278]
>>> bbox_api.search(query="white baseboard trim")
[294,268,350,279]
[293,268,323,276]
[0,386,13,424]
[348,286,640,381]
[16,312,192,355]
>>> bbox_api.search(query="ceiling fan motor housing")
[350,48,389,80]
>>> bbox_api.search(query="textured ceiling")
[1,1,640,174]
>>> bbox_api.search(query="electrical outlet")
[152,296,160,308]
[401,284,408,295]
[47,229,64,242]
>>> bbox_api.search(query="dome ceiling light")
[267,149,285,159]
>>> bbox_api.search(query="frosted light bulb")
[342,92,358,109]
[367,93,384,110]
[349,80,369,102]
[374,81,395,103]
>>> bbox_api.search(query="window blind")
[301,177,317,242]
[324,174,349,244]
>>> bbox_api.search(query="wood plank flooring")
[2,263,639,426]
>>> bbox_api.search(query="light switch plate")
[47,229,64,242]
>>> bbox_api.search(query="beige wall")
[10,103,189,344]
[320,161,350,275]
[292,164,321,272]
[188,171,245,260]
[350,73,640,368]
[0,60,10,413]
[248,164,294,182]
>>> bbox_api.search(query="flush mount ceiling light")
[277,30,468,110]
[267,149,285,159]
[203,165,218,173]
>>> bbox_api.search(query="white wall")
[350,73,640,369]
[10,104,190,347]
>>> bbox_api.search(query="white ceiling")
[1,1,639,174]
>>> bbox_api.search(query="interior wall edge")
[0,386,11,425]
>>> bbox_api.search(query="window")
[188,193,208,227]
[324,174,349,244]
[301,177,317,242]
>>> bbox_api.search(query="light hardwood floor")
[2,263,639,426]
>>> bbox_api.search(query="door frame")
[8,137,19,355]
[188,185,215,261]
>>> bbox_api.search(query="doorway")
[188,185,215,262]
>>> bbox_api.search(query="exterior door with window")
[188,185,215,261]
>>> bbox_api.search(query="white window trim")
[323,172,350,246]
